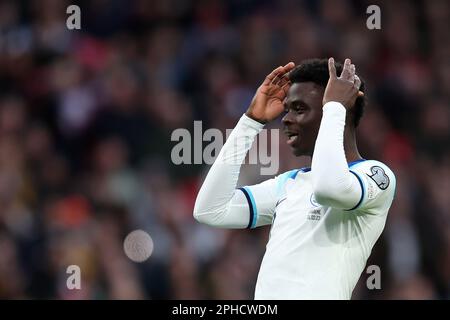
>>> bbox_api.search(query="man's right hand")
[246,62,295,124]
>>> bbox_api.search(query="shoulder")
[276,169,300,181]
[349,159,396,212]
[273,169,300,197]
[350,159,396,190]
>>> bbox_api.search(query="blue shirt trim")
[276,169,299,196]
[348,159,367,167]
[346,170,365,211]
[238,187,258,229]
[289,169,300,179]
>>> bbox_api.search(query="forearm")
[193,114,264,227]
[311,102,361,209]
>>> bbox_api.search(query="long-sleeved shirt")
[194,101,396,299]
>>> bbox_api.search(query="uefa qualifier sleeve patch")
[367,166,390,190]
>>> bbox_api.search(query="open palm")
[246,62,295,124]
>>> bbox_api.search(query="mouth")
[285,132,299,146]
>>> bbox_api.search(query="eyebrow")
[284,99,309,107]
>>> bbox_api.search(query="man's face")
[282,82,325,157]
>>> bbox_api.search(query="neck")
[343,126,362,163]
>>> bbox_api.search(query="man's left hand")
[322,57,363,109]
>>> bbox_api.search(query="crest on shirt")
[310,194,319,207]
[367,166,389,190]
[307,194,322,221]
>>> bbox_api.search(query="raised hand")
[246,62,295,124]
[322,58,363,110]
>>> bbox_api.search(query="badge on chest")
[307,194,323,221]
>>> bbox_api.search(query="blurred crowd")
[0,0,448,299]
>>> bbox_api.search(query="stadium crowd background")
[0,0,448,299]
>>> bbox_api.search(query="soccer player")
[193,58,396,299]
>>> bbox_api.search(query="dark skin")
[246,58,364,163]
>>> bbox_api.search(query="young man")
[193,58,396,299]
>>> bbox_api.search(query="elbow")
[312,180,342,207]
[193,204,206,224]
[193,193,208,224]
[313,188,335,207]
[193,202,216,226]
[193,210,209,225]
[193,210,219,227]
[193,190,228,226]
[193,210,201,223]
[193,205,227,227]
[193,212,206,225]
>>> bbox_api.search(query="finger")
[348,64,356,82]
[272,62,295,78]
[266,66,284,82]
[276,62,295,82]
[328,57,337,79]
[271,73,288,86]
[275,74,290,87]
[354,74,361,89]
[270,73,281,85]
[283,62,295,71]
[358,91,364,97]
[281,81,291,95]
[271,64,294,85]
[340,58,353,80]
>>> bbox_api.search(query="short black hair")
[288,58,366,127]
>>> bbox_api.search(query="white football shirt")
[194,102,396,300]
[242,159,396,299]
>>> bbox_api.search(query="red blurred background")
[0,0,448,299]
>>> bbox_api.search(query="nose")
[282,110,294,125]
